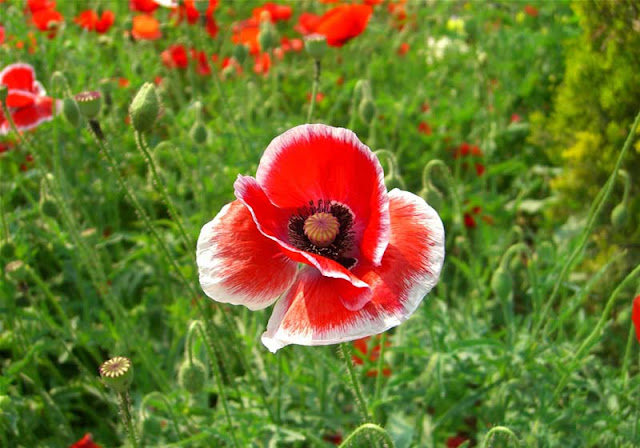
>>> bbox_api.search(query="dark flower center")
[288,199,356,269]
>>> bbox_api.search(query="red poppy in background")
[232,21,260,54]
[397,42,410,56]
[0,25,4,44]
[446,433,470,448]
[162,44,189,69]
[632,295,640,342]
[131,14,162,40]
[26,0,56,14]
[418,121,432,136]
[191,48,211,75]
[302,5,373,47]
[295,12,322,35]
[74,10,115,33]
[129,0,158,13]
[352,335,392,377]
[70,433,102,448]
[171,0,219,38]
[253,51,271,75]
[31,8,64,38]
[0,63,59,135]
[196,124,445,352]
[252,3,292,23]
[524,4,539,17]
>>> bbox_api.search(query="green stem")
[339,343,371,422]
[0,188,9,242]
[533,109,640,339]
[621,319,636,388]
[338,423,395,448]
[554,262,640,398]
[374,333,386,403]
[118,391,139,448]
[134,131,192,250]
[307,59,321,123]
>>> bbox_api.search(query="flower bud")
[611,203,628,229]
[62,97,81,127]
[190,122,208,145]
[0,241,16,260]
[129,82,160,133]
[75,91,102,119]
[233,44,249,65]
[178,359,207,395]
[491,266,513,299]
[258,21,277,52]
[419,187,442,211]
[304,34,327,60]
[100,356,133,392]
[358,97,376,124]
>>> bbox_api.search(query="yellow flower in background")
[446,17,465,34]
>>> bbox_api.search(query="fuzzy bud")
[491,266,513,299]
[75,91,102,119]
[304,34,328,60]
[419,187,442,211]
[233,44,249,65]
[100,356,133,392]
[130,83,160,133]
[358,97,376,124]
[611,203,628,229]
[0,241,16,260]
[178,359,207,395]
[62,97,81,127]
[190,122,208,145]
[258,21,278,52]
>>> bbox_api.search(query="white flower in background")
[425,36,469,65]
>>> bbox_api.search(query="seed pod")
[99,356,134,392]
[129,82,160,133]
[75,91,102,120]
[304,34,328,60]
[178,359,207,395]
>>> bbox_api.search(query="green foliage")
[529,0,640,273]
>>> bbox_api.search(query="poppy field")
[2,0,640,447]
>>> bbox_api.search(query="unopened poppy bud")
[40,199,58,219]
[193,0,209,15]
[190,122,208,145]
[233,44,249,65]
[0,241,16,260]
[130,82,160,133]
[100,356,133,392]
[419,187,442,211]
[358,97,376,124]
[353,79,371,102]
[75,91,102,119]
[258,21,277,52]
[62,97,81,127]
[50,71,70,97]
[491,266,512,299]
[178,359,207,395]
[611,203,628,229]
[304,34,327,60]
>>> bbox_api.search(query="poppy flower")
[232,21,260,54]
[295,12,322,35]
[74,10,115,34]
[418,121,432,136]
[0,63,58,135]
[161,44,189,69]
[252,3,292,23]
[70,433,101,448]
[632,295,640,342]
[0,25,4,44]
[131,14,162,40]
[26,0,56,14]
[129,0,158,13]
[31,8,64,37]
[196,124,445,352]
[308,5,373,47]
[397,42,410,56]
[352,335,392,377]
[523,5,539,17]
[172,0,219,38]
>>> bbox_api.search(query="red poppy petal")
[0,63,36,91]
[255,124,390,266]
[261,189,444,352]
[6,90,37,108]
[234,174,373,308]
[632,295,640,342]
[196,200,298,310]
[9,97,55,132]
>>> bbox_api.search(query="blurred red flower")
[252,3,292,23]
[232,22,260,54]
[175,0,219,38]
[26,0,56,14]
[0,25,4,44]
[191,48,212,75]
[253,52,271,75]
[510,113,521,123]
[632,295,640,342]
[74,10,115,33]
[352,335,392,377]
[397,42,410,56]
[129,0,158,13]
[0,63,59,135]
[299,5,373,47]
[306,92,325,103]
[31,8,64,38]
[524,5,539,17]
[162,44,189,69]
[446,433,470,448]
[418,121,432,136]
[131,14,162,40]
[70,433,101,448]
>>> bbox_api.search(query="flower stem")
[338,423,395,448]
[134,131,192,250]
[307,59,321,123]
[532,108,640,340]
[118,391,139,448]
[339,343,371,422]
[482,426,520,447]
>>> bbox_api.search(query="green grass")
[1,1,639,447]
